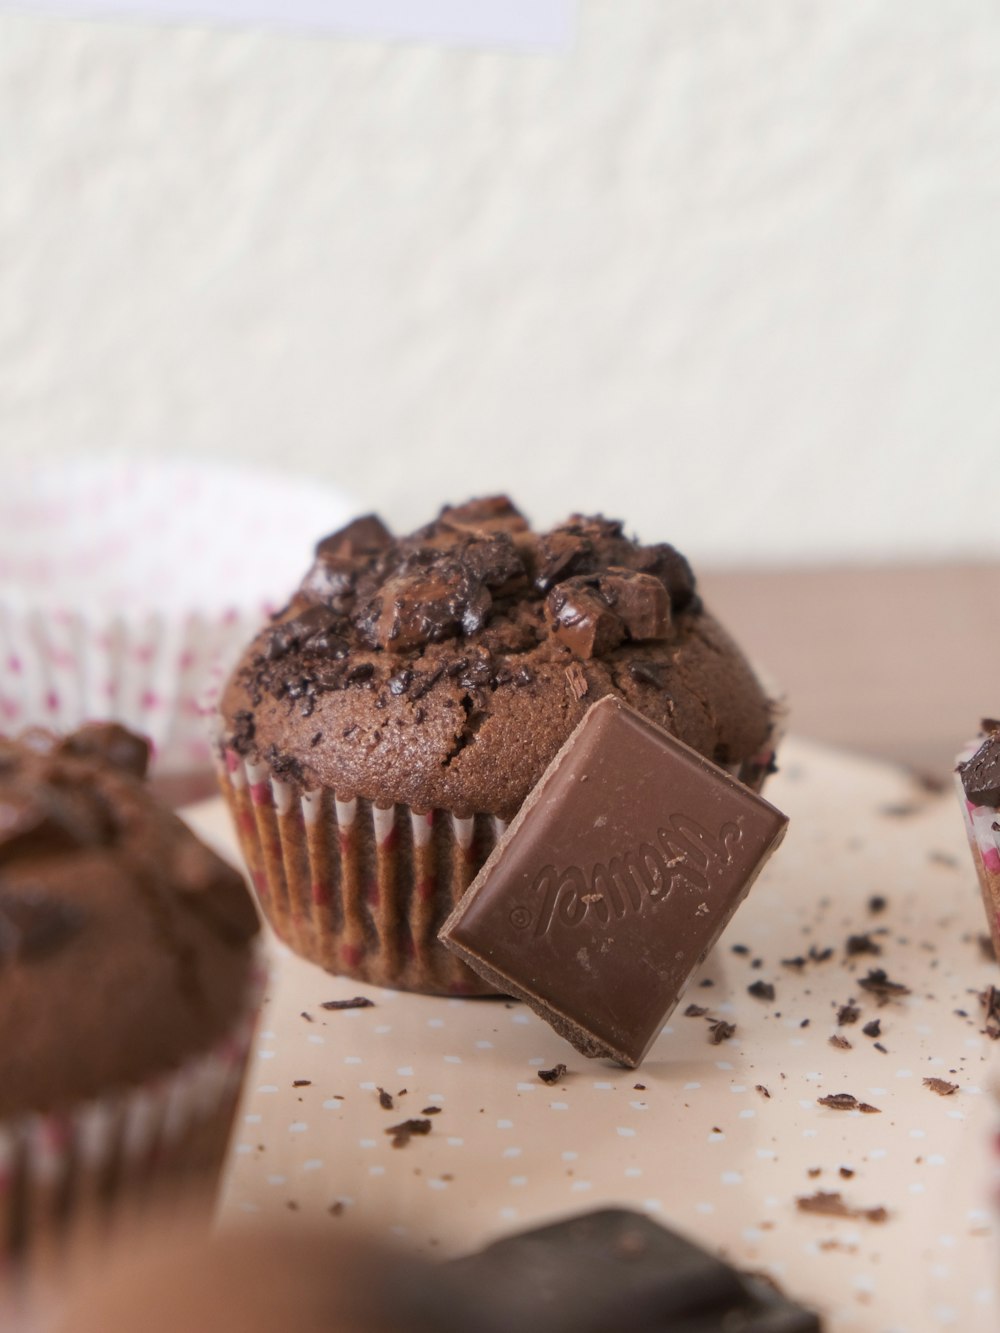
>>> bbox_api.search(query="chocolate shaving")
[747,980,775,1002]
[923,1077,958,1096]
[755,1084,771,1098]
[857,968,910,1005]
[796,1191,888,1224]
[708,1020,736,1045]
[538,1063,568,1085]
[564,662,589,701]
[818,1093,881,1113]
[837,1004,860,1026]
[845,933,881,957]
[385,1118,432,1149]
[829,1035,852,1050]
[320,996,375,1011]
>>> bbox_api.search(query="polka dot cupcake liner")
[955,738,1000,961]
[0,963,265,1300]
[0,459,354,775]
[218,748,504,996]
[216,737,779,998]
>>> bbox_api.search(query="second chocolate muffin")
[217,498,778,994]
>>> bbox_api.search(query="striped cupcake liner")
[218,750,509,995]
[956,739,1000,961]
[0,963,264,1299]
[217,729,779,997]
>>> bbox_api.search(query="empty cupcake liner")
[0,962,264,1294]
[0,459,354,775]
[955,739,1000,960]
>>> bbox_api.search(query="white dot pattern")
[205,738,997,1328]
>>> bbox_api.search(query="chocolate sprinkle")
[537,1064,568,1085]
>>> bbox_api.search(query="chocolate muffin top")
[0,723,259,1116]
[220,498,776,822]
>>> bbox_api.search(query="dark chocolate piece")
[447,1208,819,1333]
[439,696,787,1067]
[959,731,1000,806]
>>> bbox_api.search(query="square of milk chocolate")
[439,696,787,1067]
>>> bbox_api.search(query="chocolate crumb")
[755,1084,771,1098]
[421,1106,442,1115]
[980,985,1000,1038]
[868,895,887,914]
[684,1003,708,1018]
[748,980,776,1002]
[329,1202,345,1217]
[839,1167,855,1179]
[292,1080,311,1087]
[862,1019,881,1038]
[874,1042,888,1054]
[837,1004,861,1026]
[782,956,806,970]
[564,662,589,701]
[731,944,750,956]
[818,1093,861,1111]
[807,1167,822,1178]
[385,1118,432,1149]
[377,1087,394,1111]
[708,1020,736,1045]
[858,969,910,1005]
[829,1035,852,1050]
[846,933,881,957]
[859,1102,880,1114]
[320,996,375,1011]
[538,1063,568,1085]
[300,1011,314,1022]
[923,1077,959,1096]
[633,1083,646,1091]
[808,945,833,963]
[796,1191,888,1223]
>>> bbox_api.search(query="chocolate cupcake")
[956,720,1000,960]
[0,723,261,1285]
[217,498,778,995]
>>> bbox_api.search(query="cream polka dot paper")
[184,738,999,1332]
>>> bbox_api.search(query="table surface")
[699,562,1000,780]
[184,736,1000,1333]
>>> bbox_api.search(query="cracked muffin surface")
[219,498,776,822]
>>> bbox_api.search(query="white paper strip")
[5,0,575,50]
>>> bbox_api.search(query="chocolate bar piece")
[439,696,787,1066]
[447,1208,819,1333]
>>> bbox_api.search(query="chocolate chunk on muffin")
[956,719,1000,961]
[217,498,778,994]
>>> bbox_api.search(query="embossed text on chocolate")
[512,814,744,938]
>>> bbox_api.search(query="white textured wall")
[1,2,998,563]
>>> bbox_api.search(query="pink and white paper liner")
[955,739,1000,960]
[0,459,353,774]
[219,748,506,996]
[0,962,264,1289]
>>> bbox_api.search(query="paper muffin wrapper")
[956,739,1000,960]
[0,605,259,777]
[216,732,779,997]
[218,749,505,996]
[0,962,264,1294]
[0,459,354,775]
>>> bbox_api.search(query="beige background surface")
[186,737,1000,1332]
